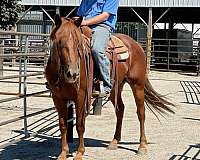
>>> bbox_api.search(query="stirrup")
[92,89,100,97]
[98,91,110,98]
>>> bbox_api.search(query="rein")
[81,34,93,115]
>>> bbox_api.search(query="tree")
[0,0,24,30]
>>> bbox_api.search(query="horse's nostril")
[73,73,78,79]
[67,71,72,78]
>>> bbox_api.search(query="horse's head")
[50,15,83,83]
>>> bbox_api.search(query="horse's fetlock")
[63,146,69,153]
[140,137,147,144]
[78,147,85,154]
[114,134,121,141]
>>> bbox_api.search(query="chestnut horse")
[45,16,174,160]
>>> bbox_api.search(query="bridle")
[52,30,84,84]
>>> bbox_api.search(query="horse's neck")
[81,26,92,38]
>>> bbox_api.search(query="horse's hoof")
[73,152,83,160]
[137,147,148,156]
[57,156,67,160]
[57,152,67,160]
[107,143,118,150]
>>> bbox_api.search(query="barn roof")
[21,0,200,7]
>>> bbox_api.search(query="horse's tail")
[144,77,175,118]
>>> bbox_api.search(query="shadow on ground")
[169,144,200,160]
[0,134,140,160]
[180,81,200,105]
[183,117,200,122]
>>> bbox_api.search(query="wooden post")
[167,14,174,71]
[0,40,4,77]
[197,56,200,76]
[11,25,16,66]
[56,6,60,15]
[93,81,103,115]
[192,23,194,38]
[93,97,103,115]
[23,35,29,136]
[43,13,48,34]
[146,7,153,73]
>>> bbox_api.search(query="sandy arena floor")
[0,67,199,160]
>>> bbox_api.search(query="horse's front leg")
[52,95,69,160]
[74,93,86,160]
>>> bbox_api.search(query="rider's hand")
[81,19,88,26]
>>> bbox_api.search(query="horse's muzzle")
[61,65,80,83]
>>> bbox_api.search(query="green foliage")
[0,0,24,30]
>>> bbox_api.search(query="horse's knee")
[59,118,67,132]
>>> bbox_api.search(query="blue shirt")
[77,0,119,31]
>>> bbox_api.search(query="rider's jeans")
[91,25,112,93]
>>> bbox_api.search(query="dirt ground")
[0,67,200,160]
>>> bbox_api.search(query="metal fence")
[136,38,200,74]
[116,23,200,74]
[0,31,50,67]
[0,31,102,146]
[0,31,58,141]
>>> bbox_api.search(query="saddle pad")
[106,35,129,61]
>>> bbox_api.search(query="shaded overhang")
[21,0,200,8]
[118,7,200,23]
[21,0,200,24]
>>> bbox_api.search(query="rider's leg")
[91,25,112,93]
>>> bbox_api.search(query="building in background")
[17,0,200,70]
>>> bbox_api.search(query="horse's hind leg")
[130,81,148,154]
[52,95,69,160]
[107,83,125,150]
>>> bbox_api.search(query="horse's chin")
[64,77,79,84]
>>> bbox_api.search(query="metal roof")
[21,0,200,7]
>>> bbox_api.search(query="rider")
[77,0,120,96]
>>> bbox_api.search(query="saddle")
[106,35,129,61]
[80,26,129,61]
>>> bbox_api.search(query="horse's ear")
[73,17,83,27]
[54,14,62,28]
